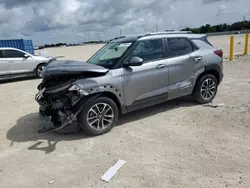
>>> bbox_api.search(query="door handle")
[156,64,166,69]
[9,61,14,63]
[193,56,202,62]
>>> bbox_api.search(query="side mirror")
[123,56,143,67]
[24,54,30,58]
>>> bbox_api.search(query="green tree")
[179,20,250,34]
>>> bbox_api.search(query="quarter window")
[2,50,25,58]
[132,39,163,62]
[167,38,193,58]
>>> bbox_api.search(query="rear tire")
[35,64,46,78]
[78,97,119,136]
[193,74,218,104]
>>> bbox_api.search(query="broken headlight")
[68,83,89,96]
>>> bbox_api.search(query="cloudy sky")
[0,0,249,45]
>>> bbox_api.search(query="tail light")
[214,49,223,58]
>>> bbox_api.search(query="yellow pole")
[229,36,234,61]
[244,33,249,55]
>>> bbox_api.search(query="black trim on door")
[126,92,168,113]
[163,38,169,58]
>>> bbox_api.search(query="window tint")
[99,42,132,60]
[132,39,163,62]
[167,38,193,58]
[0,51,3,58]
[2,50,25,58]
[192,39,214,49]
[88,42,132,69]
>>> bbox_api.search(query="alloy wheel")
[37,65,45,77]
[87,103,114,131]
[200,78,216,100]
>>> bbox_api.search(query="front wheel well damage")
[99,92,121,113]
[77,92,122,114]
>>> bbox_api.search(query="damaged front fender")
[68,82,90,96]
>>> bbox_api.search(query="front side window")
[87,42,133,69]
[167,38,193,58]
[132,39,163,62]
[2,50,25,58]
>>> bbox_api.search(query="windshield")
[87,41,133,69]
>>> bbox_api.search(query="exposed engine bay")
[35,60,109,133]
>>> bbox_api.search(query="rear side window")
[132,39,163,62]
[167,38,193,58]
[2,50,25,58]
[0,51,3,58]
[202,37,213,46]
[192,39,214,49]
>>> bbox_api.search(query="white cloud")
[0,0,249,45]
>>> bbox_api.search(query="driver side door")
[122,39,169,112]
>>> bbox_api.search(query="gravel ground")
[209,34,250,57]
[0,46,250,187]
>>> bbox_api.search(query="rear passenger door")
[166,37,205,100]
[0,50,10,75]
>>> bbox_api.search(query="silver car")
[0,47,51,79]
[36,32,224,136]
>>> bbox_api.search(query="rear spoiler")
[190,34,213,46]
[201,35,213,46]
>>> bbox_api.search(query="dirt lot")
[0,39,250,188]
[209,34,250,57]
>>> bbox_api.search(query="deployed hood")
[42,60,109,77]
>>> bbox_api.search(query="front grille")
[38,75,79,90]
[45,81,72,95]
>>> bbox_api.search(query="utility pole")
[155,22,158,32]
[244,16,246,22]
[88,34,90,42]
[97,33,100,41]
[120,29,122,36]
[179,21,184,30]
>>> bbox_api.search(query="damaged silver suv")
[35,32,223,136]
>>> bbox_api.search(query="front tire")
[78,97,119,136]
[193,74,218,104]
[35,64,46,78]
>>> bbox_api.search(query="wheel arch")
[99,91,122,113]
[204,64,221,82]
[34,62,48,72]
[75,91,123,114]
[193,65,221,93]
[197,64,221,83]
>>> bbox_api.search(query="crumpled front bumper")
[37,107,59,133]
[37,102,81,133]
[35,83,87,133]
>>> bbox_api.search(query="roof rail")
[109,34,144,41]
[109,36,126,41]
[109,31,193,41]
[143,31,192,37]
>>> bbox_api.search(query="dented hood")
[42,60,109,77]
